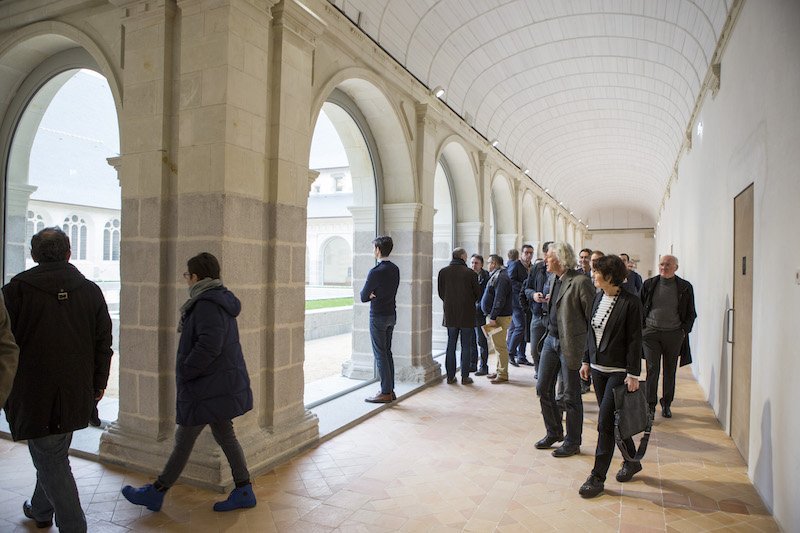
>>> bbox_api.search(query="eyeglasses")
[182,272,191,279]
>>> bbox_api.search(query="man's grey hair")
[549,241,577,270]
[661,254,679,266]
[451,247,467,260]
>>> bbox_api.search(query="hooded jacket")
[176,286,253,426]
[2,261,112,440]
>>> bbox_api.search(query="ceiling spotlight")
[569,211,574,215]
[578,219,582,223]
[559,202,563,206]
[544,188,549,193]
[523,168,530,176]
[432,86,445,98]
[491,139,499,147]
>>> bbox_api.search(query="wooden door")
[731,184,754,461]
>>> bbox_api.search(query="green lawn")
[305,297,354,310]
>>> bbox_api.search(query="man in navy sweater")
[360,236,400,403]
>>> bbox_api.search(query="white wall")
[584,228,656,278]
[656,2,800,531]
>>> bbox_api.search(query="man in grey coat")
[534,242,596,457]
[438,248,482,384]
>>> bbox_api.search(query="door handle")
[726,308,734,344]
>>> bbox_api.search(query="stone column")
[497,233,518,256]
[100,0,182,474]
[384,203,441,383]
[342,205,378,379]
[101,0,320,491]
[3,182,36,283]
[457,221,484,257]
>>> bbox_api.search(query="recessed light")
[432,86,445,98]
[491,139,499,147]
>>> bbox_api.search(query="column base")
[99,412,319,492]
[396,357,441,384]
[341,354,375,380]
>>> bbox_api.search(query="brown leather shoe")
[365,393,393,403]
[486,373,498,379]
[489,376,508,384]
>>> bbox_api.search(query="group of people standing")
[431,240,697,499]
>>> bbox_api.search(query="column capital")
[383,203,422,231]
[112,0,176,22]
[272,0,326,47]
[307,169,320,194]
[415,103,440,132]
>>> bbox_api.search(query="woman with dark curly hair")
[578,254,644,498]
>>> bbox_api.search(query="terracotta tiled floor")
[0,367,778,532]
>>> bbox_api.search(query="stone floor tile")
[0,367,782,532]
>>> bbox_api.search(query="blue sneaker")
[121,484,164,512]
[213,484,257,512]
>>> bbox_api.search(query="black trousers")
[643,327,684,408]
[590,369,635,481]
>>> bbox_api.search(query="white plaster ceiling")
[332,0,732,228]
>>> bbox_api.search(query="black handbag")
[612,381,652,462]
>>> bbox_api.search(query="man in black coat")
[470,254,491,375]
[640,254,697,418]
[3,227,113,532]
[438,248,482,384]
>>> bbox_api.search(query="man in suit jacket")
[640,254,697,418]
[438,248,482,385]
[534,242,596,457]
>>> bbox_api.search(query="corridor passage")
[0,367,776,532]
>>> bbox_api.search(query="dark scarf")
[177,278,223,332]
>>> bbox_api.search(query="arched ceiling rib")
[342,0,731,227]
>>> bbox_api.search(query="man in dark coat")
[438,248,482,384]
[3,227,113,532]
[470,254,491,375]
[640,254,697,418]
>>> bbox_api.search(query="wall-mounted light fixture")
[432,86,445,98]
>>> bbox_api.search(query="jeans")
[445,327,475,379]
[536,335,583,446]
[474,314,489,371]
[27,433,86,533]
[507,305,527,361]
[590,369,635,481]
[529,313,547,371]
[487,315,512,379]
[370,313,396,394]
[158,420,250,488]
[643,327,684,408]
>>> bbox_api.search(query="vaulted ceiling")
[331,0,733,229]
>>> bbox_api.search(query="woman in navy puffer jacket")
[122,253,256,513]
